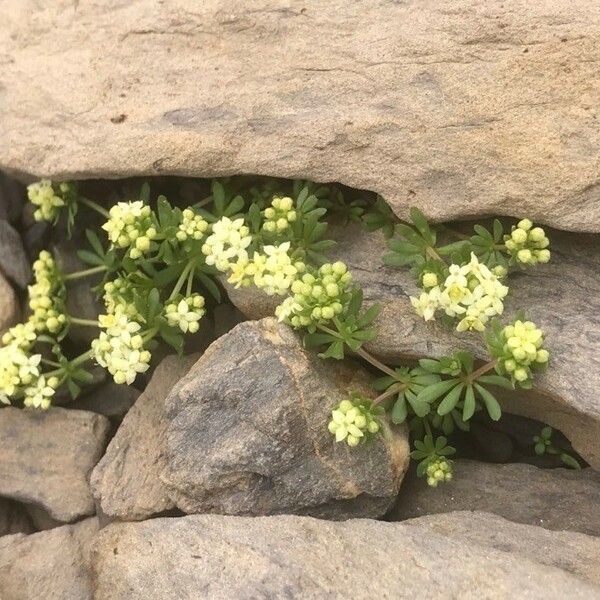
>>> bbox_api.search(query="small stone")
[0,518,98,599]
[91,355,198,521]
[90,513,600,599]
[391,460,600,536]
[0,407,110,522]
[0,270,19,336]
[0,219,31,287]
[162,318,409,519]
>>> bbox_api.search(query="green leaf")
[319,340,345,360]
[476,374,514,390]
[197,272,221,302]
[437,382,464,416]
[391,395,408,424]
[77,250,105,267]
[418,358,442,373]
[67,379,81,399]
[383,252,419,267]
[463,384,476,421]
[560,453,581,470]
[85,229,104,256]
[358,304,381,327]
[474,383,502,421]
[416,378,460,404]
[534,442,546,455]
[139,182,151,203]
[406,390,431,418]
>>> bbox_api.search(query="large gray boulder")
[391,460,600,536]
[0,518,98,599]
[0,407,110,522]
[91,513,600,599]
[226,223,600,468]
[91,355,198,521]
[162,318,409,519]
[2,1,600,231]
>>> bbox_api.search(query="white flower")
[176,209,209,241]
[27,180,65,222]
[202,217,252,272]
[0,345,42,404]
[92,309,151,385]
[165,295,205,333]
[410,286,441,321]
[102,201,156,256]
[23,375,56,410]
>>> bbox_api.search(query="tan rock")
[391,460,600,536]
[0,518,98,599]
[0,271,19,335]
[91,513,600,599]
[2,2,600,231]
[90,355,198,520]
[163,318,409,519]
[0,407,110,522]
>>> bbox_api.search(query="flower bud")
[422,272,438,288]
[511,228,528,244]
[518,218,533,231]
[536,249,551,263]
[517,248,532,264]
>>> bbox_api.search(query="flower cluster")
[165,294,206,333]
[23,375,60,409]
[498,319,548,384]
[176,209,209,242]
[411,253,509,332]
[91,310,151,385]
[275,262,351,328]
[327,397,382,447]
[0,345,42,405]
[425,457,453,487]
[504,219,550,266]
[228,242,305,296]
[202,217,252,272]
[262,196,297,234]
[27,180,76,223]
[102,201,157,259]
[28,251,67,334]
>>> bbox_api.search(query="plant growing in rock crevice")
[1,176,556,486]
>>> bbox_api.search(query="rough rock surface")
[0,498,33,536]
[0,271,19,335]
[403,511,600,587]
[0,407,110,522]
[163,318,409,519]
[228,223,600,468]
[3,2,600,231]
[0,518,98,599]
[0,219,31,287]
[91,355,198,520]
[91,513,600,599]
[391,460,600,536]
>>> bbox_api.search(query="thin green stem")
[316,323,401,380]
[373,382,404,406]
[425,245,447,265]
[142,327,160,344]
[355,346,400,379]
[80,197,110,218]
[168,261,195,301]
[44,349,93,378]
[41,358,61,368]
[69,317,99,328]
[186,266,195,297]
[194,196,213,209]
[64,265,107,281]
[424,419,433,440]
[468,359,498,382]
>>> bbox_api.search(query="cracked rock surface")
[2,1,600,230]
[162,318,409,519]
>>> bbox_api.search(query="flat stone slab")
[0,518,98,599]
[91,513,600,599]
[0,407,110,522]
[391,460,600,536]
[2,2,600,231]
